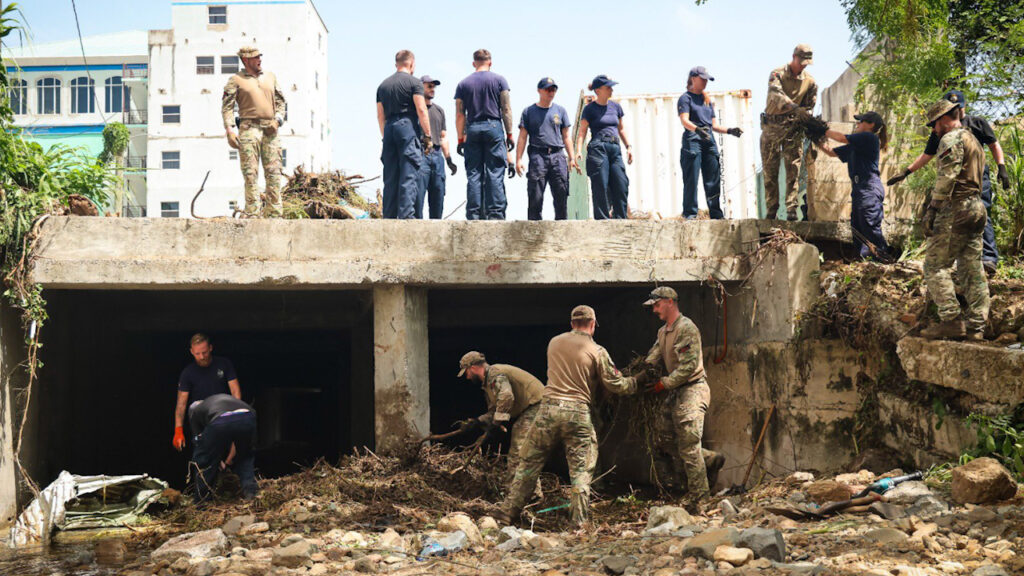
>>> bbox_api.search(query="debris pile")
[281,166,382,220]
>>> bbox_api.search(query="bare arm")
[909,153,934,173]
[440,130,450,158]
[499,90,514,136]
[562,126,575,160]
[174,391,189,428]
[825,129,848,144]
[990,141,1006,165]
[679,112,698,132]
[413,94,431,138]
[455,99,466,142]
[815,140,837,158]
[712,115,729,135]
[515,127,528,163]
[618,118,633,164]
[376,102,385,136]
[228,379,241,399]
[575,119,590,157]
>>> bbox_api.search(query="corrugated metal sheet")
[568,90,758,219]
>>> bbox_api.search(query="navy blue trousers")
[417,148,446,219]
[192,412,257,502]
[527,148,569,220]
[381,116,422,219]
[851,178,891,260]
[465,119,507,220]
[587,139,629,219]
[680,132,724,219]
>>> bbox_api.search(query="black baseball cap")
[537,77,558,90]
[943,89,966,109]
[420,75,440,86]
[854,111,885,127]
[590,74,618,90]
[689,66,714,81]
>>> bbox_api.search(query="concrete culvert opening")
[20,289,375,494]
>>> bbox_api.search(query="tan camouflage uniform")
[477,364,545,483]
[924,127,990,333]
[502,329,636,525]
[222,63,287,217]
[645,314,712,499]
[761,62,817,219]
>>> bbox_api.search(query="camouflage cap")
[643,286,678,306]
[571,305,597,322]
[793,43,814,65]
[457,351,486,377]
[926,99,958,127]
[238,45,261,59]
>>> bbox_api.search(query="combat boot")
[965,330,985,342]
[704,451,726,491]
[919,319,965,340]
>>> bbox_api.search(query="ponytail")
[874,123,888,151]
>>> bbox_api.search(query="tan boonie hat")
[238,45,261,59]
[457,351,486,377]
[571,305,596,321]
[643,286,678,306]
[926,99,958,127]
[793,43,814,66]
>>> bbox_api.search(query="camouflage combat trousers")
[239,119,283,217]
[507,403,540,485]
[652,379,712,499]
[760,123,804,219]
[924,198,991,332]
[502,398,598,525]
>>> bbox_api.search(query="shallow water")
[0,540,140,576]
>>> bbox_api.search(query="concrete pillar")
[0,306,20,529]
[373,286,429,454]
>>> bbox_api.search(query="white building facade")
[147,0,330,218]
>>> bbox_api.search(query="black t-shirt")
[188,394,254,436]
[924,115,995,155]
[427,102,446,147]
[376,71,424,120]
[178,356,237,402]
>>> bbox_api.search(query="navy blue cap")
[854,111,885,127]
[943,89,966,109]
[537,77,558,90]
[420,75,440,86]
[590,74,618,90]
[689,66,714,81]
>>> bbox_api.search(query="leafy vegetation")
[962,413,1024,480]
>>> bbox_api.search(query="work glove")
[421,133,434,155]
[887,168,912,187]
[923,206,938,238]
[998,164,1010,189]
[727,127,743,138]
[446,156,458,175]
[645,380,667,394]
[632,370,652,387]
[173,426,186,451]
[456,418,480,433]
[457,140,465,157]
[696,126,712,142]
[508,163,516,178]
[226,132,240,150]
[506,134,515,152]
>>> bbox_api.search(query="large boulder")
[805,480,854,504]
[682,527,739,560]
[152,529,229,562]
[272,539,316,568]
[951,458,1019,505]
[737,527,786,561]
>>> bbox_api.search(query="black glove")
[421,133,433,155]
[923,206,938,238]
[632,370,651,387]
[887,168,911,187]
[456,418,480,433]
[506,135,515,152]
[508,163,516,178]
[800,115,829,142]
[456,142,465,157]
[696,126,711,141]
[998,164,1010,189]
[727,127,743,138]
[446,156,458,175]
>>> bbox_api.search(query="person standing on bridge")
[376,50,433,219]
[417,75,458,219]
[514,77,576,220]
[455,49,515,220]
[575,75,633,220]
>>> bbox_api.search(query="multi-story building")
[3,0,329,218]
[3,31,149,215]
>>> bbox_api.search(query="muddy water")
[0,540,141,576]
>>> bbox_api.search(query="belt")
[385,113,414,122]
[528,145,564,155]
[541,397,590,412]
[469,118,500,125]
[213,409,252,423]
[592,135,620,144]
[761,112,794,125]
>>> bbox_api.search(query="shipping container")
[568,90,758,220]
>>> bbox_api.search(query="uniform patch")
[217,369,224,379]
[552,113,561,125]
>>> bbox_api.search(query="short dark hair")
[395,50,415,66]
[190,333,210,347]
[571,319,594,329]
[473,49,491,63]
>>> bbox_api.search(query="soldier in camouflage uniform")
[457,351,545,488]
[920,99,990,341]
[222,45,287,217]
[761,44,818,220]
[641,287,721,503]
[496,305,638,526]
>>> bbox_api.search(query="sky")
[9,0,860,220]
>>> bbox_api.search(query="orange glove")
[645,380,666,394]
[173,426,185,451]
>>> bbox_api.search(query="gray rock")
[643,521,675,537]
[272,540,316,568]
[737,527,786,561]
[600,555,634,575]
[787,492,807,504]
[354,556,377,573]
[647,506,694,530]
[863,527,908,544]
[967,506,998,523]
[418,531,468,557]
[222,514,257,536]
[497,526,522,544]
[152,529,229,562]
[882,480,932,504]
[867,501,907,520]
[973,566,1009,576]
[772,561,824,574]
[496,538,521,552]
[682,527,739,560]
[907,495,949,517]
[718,499,738,517]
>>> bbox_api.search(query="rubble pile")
[281,167,382,220]
[91,451,1023,575]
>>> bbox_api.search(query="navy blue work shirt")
[454,71,510,124]
[178,356,237,402]
[582,100,623,142]
[834,131,881,186]
[677,92,715,128]
[520,104,570,148]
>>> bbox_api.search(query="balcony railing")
[126,156,147,169]
[122,205,147,218]
[123,109,147,125]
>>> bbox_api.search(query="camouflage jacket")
[644,314,705,390]
[480,364,545,424]
[544,330,637,405]
[934,127,984,204]
[222,69,286,129]
[765,64,817,116]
